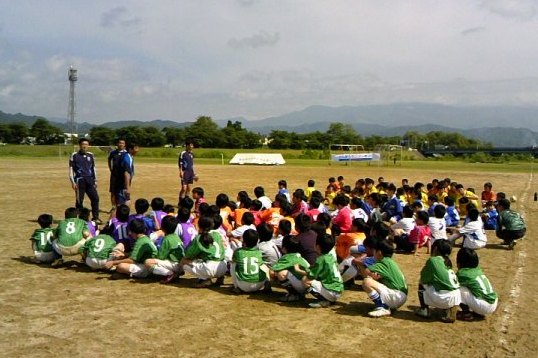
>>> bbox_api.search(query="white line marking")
[498,170,532,350]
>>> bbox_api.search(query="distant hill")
[3,103,538,147]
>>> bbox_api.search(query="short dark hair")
[150,197,165,211]
[497,198,511,210]
[78,207,91,221]
[116,204,130,222]
[434,204,446,219]
[177,207,191,223]
[242,229,259,248]
[256,223,273,242]
[180,196,194,210]
[295,213,312,233]
[38,213,53,228]
[416,210,430,225]
[468,208,480,221]
[161,215,178,235]
[128,218,146,235]
[78,138,89,145]
[282,234,300,253]
[278,219,292,235]
[254,186,265,198]
[216,193,229,208]
[308,179,315,187]
[316,233,335,254]
[192,187,204,197]
[135,198,149,214]
[64,207,78,219]
[278,179,287,188]
[457,248,479,269]
[374,239,394,258]
[241,212,255,225]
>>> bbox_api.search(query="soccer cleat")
[508,241,517,250]
[50,258,64,268]
[309,299,332,308]
[160,273,177,284]
[193,279,212,288]
[456,311,475,321]
[368,307,391,317]
[441,306,459,323]
[261,281,272,293]
[414,307,431,318]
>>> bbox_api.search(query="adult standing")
[496,198,526,250]
[69,138,100,223]
[113,143,139,207]
[108,138,126,209]
[178,140,197,201]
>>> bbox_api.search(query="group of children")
[30,175,519,321]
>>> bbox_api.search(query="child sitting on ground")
[335,218,368,262]
[79,208,98,237]
[51,207,91,267]
[415,240,461,323]
[128,198,155,235]
[231,229,270,293]
[145,215,185,284]
[30,213,55,263]
[481,201,498,230]
[150,197,167,230]
[444,196,460,228]
[357,239,408,317]
[448,208,487,250]
[81,233,118,270]
[456,248,498,321]
[390,205,415,245]
[180,216,227,288]
[104,218,158,279]
[297,233,344,308]
[175,207,198,248]
[270,235,310,302]
[229,212,256,250]
[428,205,448,242]
[395,210,431,255]
[256,223,281,266]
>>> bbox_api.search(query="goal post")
[373,144,403,166]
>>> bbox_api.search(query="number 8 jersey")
[55,218,89,247]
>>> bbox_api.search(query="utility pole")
[68,66,78,144]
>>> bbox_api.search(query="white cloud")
[228,31,280,49]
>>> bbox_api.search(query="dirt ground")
[0,157,536,357]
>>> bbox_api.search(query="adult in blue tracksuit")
[69,138,100,222]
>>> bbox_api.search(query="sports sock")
[418,284,427,308]
[151,265,172,276]
[368,291,387,308]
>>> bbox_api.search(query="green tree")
[140,126,166,147]
[89,126,116,146]
[326,122,362,145]
[30,118,64,144]
[163,127,186,147]
[185,116,223,148]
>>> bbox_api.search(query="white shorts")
[183,260,227,280]
[463,238,486,250]
[423,284,461,309]
[230,264,267,292]
[34,250,55,263]
[287,272,307,294]
[85,257,109,270]
[367,278,407,309]
[310,280,341,302]
[152,259,181,276]
[460,287,498,315]
[129,263,150,278]
[52,238,86,256]
[224,247,234,262]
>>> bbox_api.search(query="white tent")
[229,153,285,165]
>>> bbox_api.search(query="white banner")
[331,153,381,162]
[229,153,285,165]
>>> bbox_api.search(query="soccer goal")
[373,144,403,166]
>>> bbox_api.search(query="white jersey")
[391,217,415,234]
[458,220,487,245]
[352,208,369,223]
[428,217,448,241]
[258,196,273,210]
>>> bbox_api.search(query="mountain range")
[2,103,538,147]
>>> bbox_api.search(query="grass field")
[1,156,537,357]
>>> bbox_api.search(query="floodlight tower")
[67,66,78,144]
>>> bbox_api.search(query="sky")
[1,0,538,124]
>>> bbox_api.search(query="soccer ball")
[510,195,517,203]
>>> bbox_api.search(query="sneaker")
[50,258,64,268]
[456,311,474,321]
[160,273,177,284]
[508,241,517,250]
[214,276,225,286]
[414,307,431,318]
[368,307,391,317]
[193,279,212,288]
[309,299,332,308]
[261,281,272,293]
[441,306,459,323]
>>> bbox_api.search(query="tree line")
[0,116,490,150]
